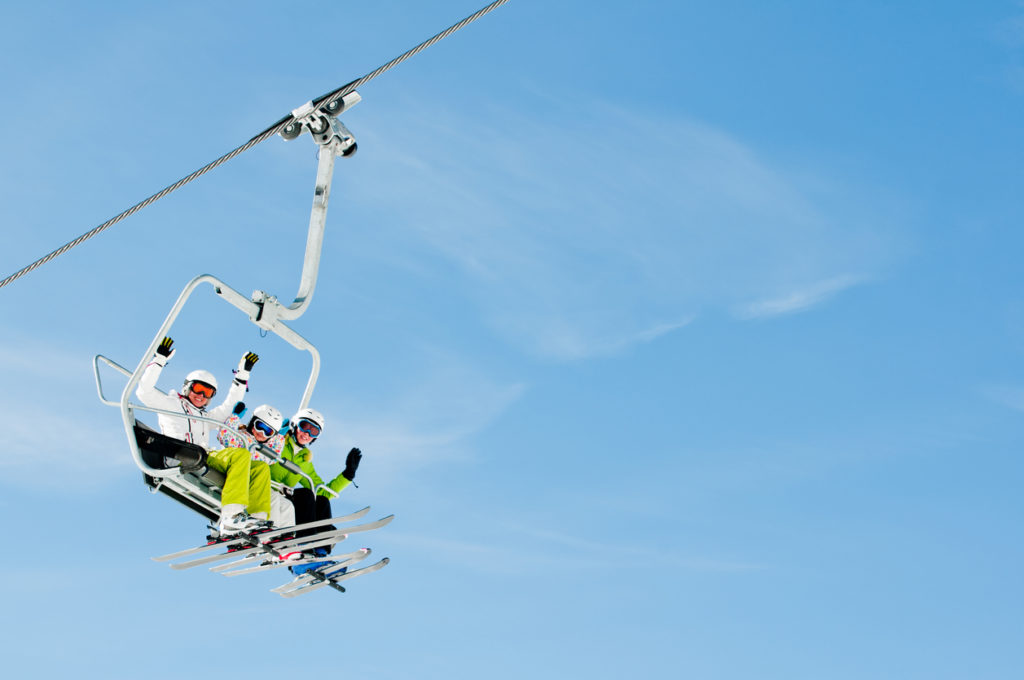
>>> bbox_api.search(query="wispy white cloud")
[989,7,1024,92]
[0,341,127,483]
[310,348,526,476]
[0,342,92,381]
[0,338,527,489]
[384,525,766,575]
[345,95,896,360]
[2,411,124,475]
[991,7,1024,48]
[495,314,695,361]
[733,274,867,319]
[979,383,1024,412]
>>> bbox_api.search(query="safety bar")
[127,401,321,495]
[94,354,131,406]
[253,442,339,499]
[96,354,335,496]
[314,484,341,499]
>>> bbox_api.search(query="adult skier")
[272,408,362,573]
[135,336,270,535]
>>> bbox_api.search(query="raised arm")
[208,351,259,421]
[321,447,361,497]
[135,336,181,411]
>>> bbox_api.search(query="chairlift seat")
[133,421,227,521]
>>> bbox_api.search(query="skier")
[216,403,295,528]
[136,336,271,535]
[272,408,362,573]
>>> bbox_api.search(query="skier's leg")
[314,494,336,554]
[291,487,317,532]
[315,494,333,522]
[248,460,271,519]
[206,448,268,534]
[270,489,296,528]
[206,448,252,508]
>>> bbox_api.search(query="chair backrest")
[133,421,206,470]
[133,421,228,521]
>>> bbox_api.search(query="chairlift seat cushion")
[133,422,226,488]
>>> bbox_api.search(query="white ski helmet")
[251,404,284,432]
[184,369,218,393]
[292,407,325,433]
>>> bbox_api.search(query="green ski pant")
[206,447,271,516]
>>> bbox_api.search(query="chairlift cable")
[0,0,511,291]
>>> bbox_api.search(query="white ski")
[165,514,393,570]
[276,557,391,598]
[220,547,371,577]
[152,506,371,562]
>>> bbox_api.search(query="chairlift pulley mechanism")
[279,91,361,156]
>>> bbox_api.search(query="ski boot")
[216,504,272,537]
[288,548,346,576]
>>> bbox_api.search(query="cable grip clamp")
[279,92,362,157]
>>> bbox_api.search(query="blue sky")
[1,1,1022,677]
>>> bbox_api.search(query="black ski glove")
[232,402,246,416]
[242,352,259,371]
[156,336,174,357]
[342,447,362,481]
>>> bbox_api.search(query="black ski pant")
[291,487,335,554]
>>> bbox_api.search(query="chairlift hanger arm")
[256,104,360,324]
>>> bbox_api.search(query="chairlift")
[93,93,363,521]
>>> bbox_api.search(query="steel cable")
[0,0,511,290]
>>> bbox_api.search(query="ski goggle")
[188,381,216,398]
[297,419,321,437]
[252,419,276,437]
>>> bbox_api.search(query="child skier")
[216,403,295,528]
[272,408,362,573]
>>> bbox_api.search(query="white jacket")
[135,356,249,450]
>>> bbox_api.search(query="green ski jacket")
[270,433,351,498]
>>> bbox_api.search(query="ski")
[271,559,350,591]
[277,558,390,598]
[274,556,388,595]
[166,515,393,570]
[151,532,255,562]
[152,506,371,562]
[270,557,353,593]
[171,527,351,570]
[210,532,365,573]
[220,548,371,577]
